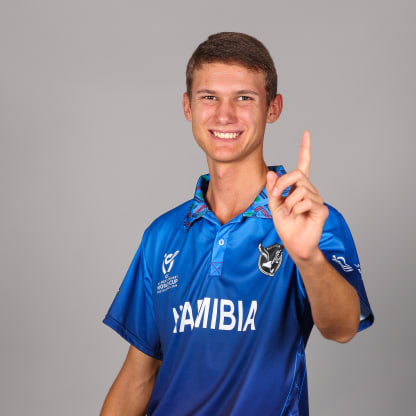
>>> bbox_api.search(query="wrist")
[292,247,326,270]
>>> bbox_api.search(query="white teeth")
[212,131,240,139]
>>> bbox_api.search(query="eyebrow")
[195,89,259,96]
[236,90,259,96]
[195,89,216,95]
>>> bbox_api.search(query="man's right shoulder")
[142,198,194,242]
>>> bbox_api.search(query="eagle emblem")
[257,243,284,276]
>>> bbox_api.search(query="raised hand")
[266,131,329,263]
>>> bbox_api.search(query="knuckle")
[305,198,313,208]
[291,202,300,214]
[295,168,305,178]
[276,176,286,188]
[285,197,294,210]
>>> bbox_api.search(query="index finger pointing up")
[297,130,311,177]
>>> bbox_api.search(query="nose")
[215,99,237,125]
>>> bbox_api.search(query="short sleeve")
[103,230,163,359]
[319,205,374,332]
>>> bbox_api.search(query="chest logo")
[258,243,284,276]
[157,250,180,294]
[162,250,180,274]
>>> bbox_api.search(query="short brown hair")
[186,32,278,106]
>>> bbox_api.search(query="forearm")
[100,377,153,416]
[100,356,159,416]
[295,248,360,343]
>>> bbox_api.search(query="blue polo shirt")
[103,165,374,415]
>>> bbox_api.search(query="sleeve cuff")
[357,298,374,332]
[103,315,163,360]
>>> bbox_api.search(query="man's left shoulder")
[322,202,350,232]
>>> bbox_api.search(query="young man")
[101,32,373,415]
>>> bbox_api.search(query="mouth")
[209,130,243,140]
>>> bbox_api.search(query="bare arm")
[100,345,162,416]
[295,249,360,343]
[266,132,360,343]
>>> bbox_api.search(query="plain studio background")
[1,0,414,414]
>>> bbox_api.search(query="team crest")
[258,242,284,276]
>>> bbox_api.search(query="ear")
[266,94,283,123]
[183,92,192,121]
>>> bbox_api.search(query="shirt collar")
[184,165,287,231]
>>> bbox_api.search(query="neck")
[205,155,270,225]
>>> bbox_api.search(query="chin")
[207,151,246,164]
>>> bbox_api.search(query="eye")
[202,95,216,100]
[237,96,252,101]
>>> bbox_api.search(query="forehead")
[192,62,266,93]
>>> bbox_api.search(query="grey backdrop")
[1,0,415,415]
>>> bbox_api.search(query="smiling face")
[183,62,282,166]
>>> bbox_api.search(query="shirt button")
[218,238,225,246]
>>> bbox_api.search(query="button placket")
[209,228,230,277]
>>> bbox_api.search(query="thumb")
[266,171,284,213]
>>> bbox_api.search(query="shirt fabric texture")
[103,165,374,415]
